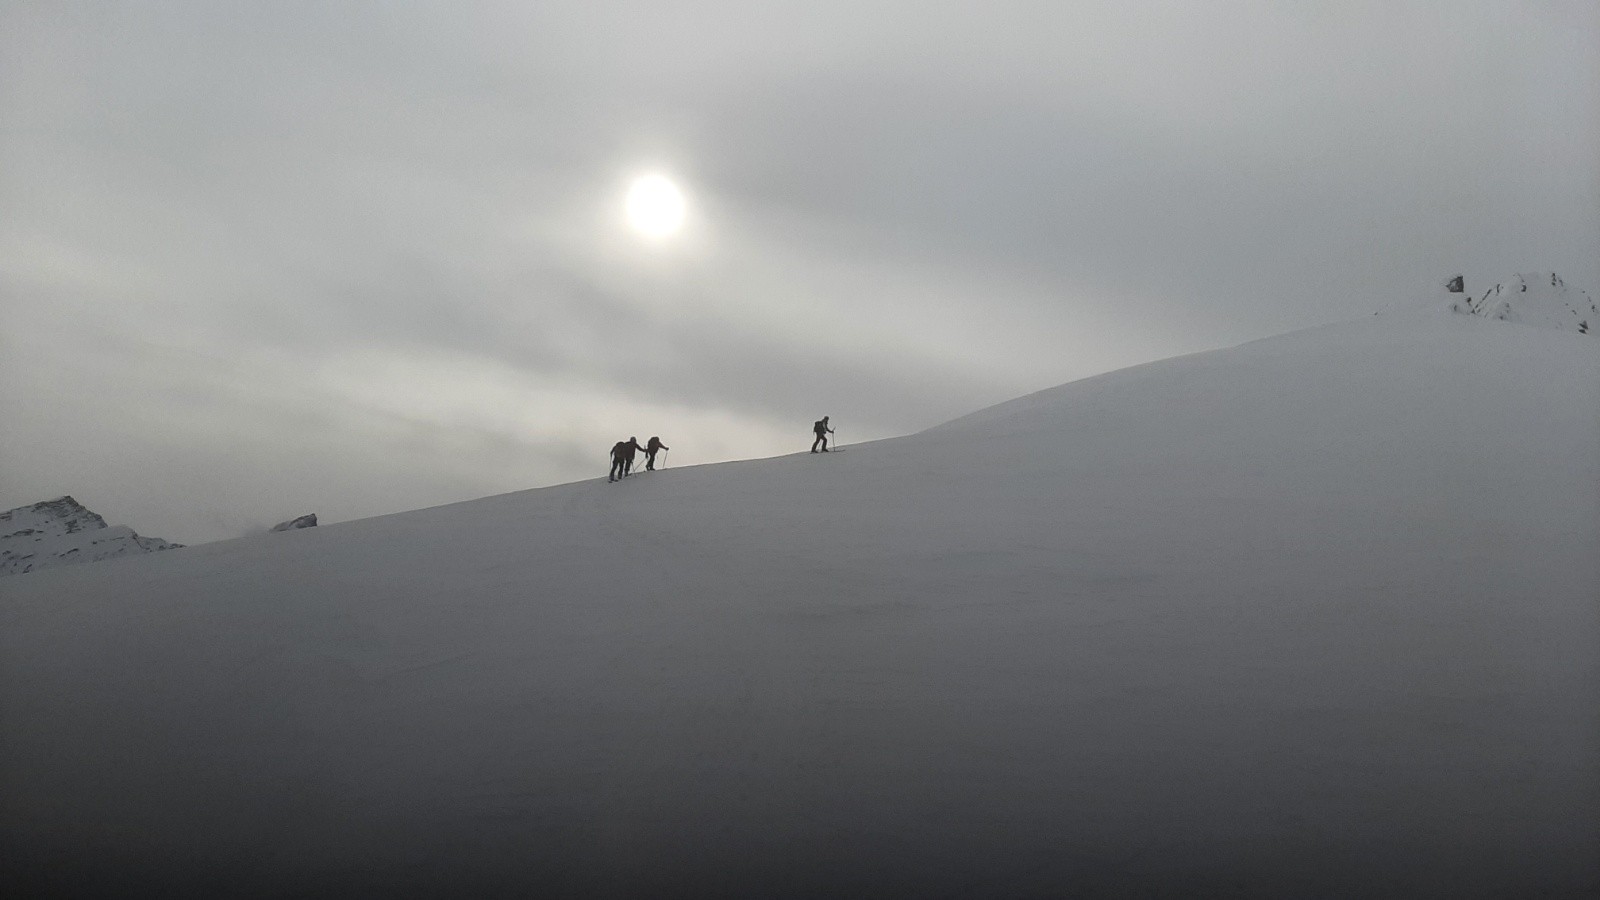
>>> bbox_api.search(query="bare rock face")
[270,514,319,532]
[1,496,182,577]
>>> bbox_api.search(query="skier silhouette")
[642,436,669,471]
[811,416,834,453]
[609,437,646,482]
[608,440,628,482]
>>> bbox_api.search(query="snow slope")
[0,496,182,577]
[2,314,1596,896]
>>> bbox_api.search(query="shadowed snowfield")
[3,312,1597,896]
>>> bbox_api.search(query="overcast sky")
[2,1,1596,544]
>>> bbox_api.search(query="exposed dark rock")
[1,497,181,577]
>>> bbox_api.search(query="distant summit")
[271,514,318,532]
[0,496,182,577]
[1444,272,1596,335]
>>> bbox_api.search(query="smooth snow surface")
[3,315,1597,896]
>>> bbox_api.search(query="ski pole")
[662,448,669,469]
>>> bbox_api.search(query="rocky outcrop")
[1,496,182,577]
[270,514,318,532]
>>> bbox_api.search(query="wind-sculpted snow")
[2,316,1596,896]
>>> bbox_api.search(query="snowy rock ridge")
[0,496,182,576]
[1448,272,1597,335]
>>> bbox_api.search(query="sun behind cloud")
[624,173,687,239]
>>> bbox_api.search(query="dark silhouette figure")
[811,416,834,453]
[609,441,629,482]
[609,437,646,482]
[643,436,669,470]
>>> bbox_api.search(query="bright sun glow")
[625,174,687,239]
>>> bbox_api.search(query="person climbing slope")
[608,440,629,483]
[811,416,834,453]
[642,436,669,471]
[616,436,647,480]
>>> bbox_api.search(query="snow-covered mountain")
[0,496,182,577]
[2,309,1596,896]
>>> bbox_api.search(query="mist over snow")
[2,2,1593,889]
[3,304,1596,896]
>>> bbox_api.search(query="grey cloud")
[689,46,1597,332]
